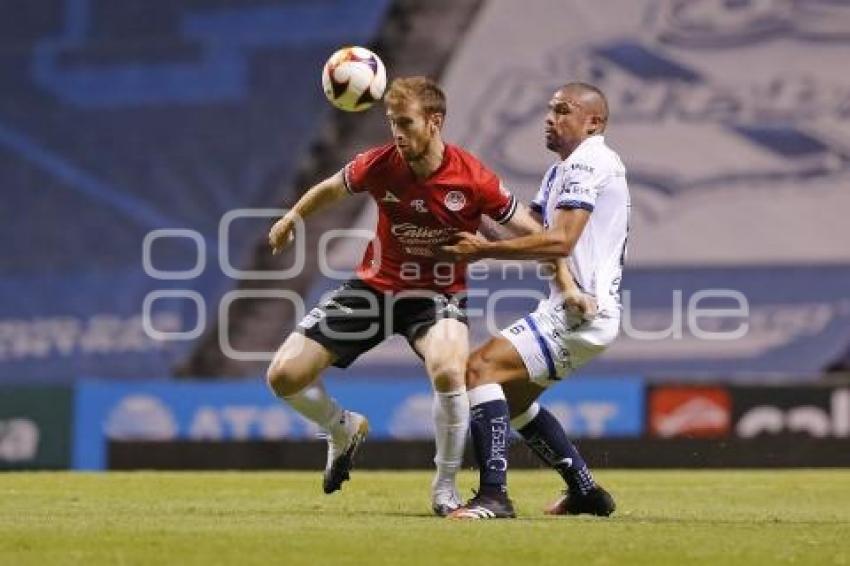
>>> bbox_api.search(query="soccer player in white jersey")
[440,82,629,519]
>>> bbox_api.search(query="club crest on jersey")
[410,199,428,213]
[381,191,400,203]
[444,190,466,211]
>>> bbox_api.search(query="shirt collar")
[580,135,604,148]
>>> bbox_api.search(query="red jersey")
[343,143,517,293]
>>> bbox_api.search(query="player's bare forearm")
[484,207,589,259]
[269,171,349,253]
[476,232,573,260]
[438,230,570,261]
[482,207,588,259]
[543,258,596,315]
[287,171,349,220]
[440,208,590,262]
[501,203,542,237]
[477,216,506,241]
[550,258,580,294]
[478,204,540,241]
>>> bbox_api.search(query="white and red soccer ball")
[322,46,387,112]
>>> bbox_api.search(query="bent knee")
[266,360,314,397]
[465,349,495,389]
[265,361,290,396]
[428,363,465,393]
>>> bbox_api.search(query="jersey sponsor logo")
[403,246,434,257]
[444,190,467,211]
[560,184,594,197]
[570,163,594,173]
[381,191,400,203]
[390,223,456,242]
[410,199,428,213]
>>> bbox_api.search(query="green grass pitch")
[2,470,849,565]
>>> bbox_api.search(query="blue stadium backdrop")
[2,0,850,384]
[0,0,390,381]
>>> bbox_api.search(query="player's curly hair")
[384,76,447,117]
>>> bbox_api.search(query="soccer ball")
[322,46,387,112]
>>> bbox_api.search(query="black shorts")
[297,278,468,368]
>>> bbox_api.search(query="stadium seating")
[4,0,849,383]
[0,0,391,381]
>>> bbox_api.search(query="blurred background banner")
[72,374,644,470]
[0,385,73,469]
[647,383,850,440]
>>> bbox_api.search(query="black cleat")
[449,490,516,520]
[322,412,369,494]
[545,485,616,517]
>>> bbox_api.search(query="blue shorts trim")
[524,315,556,381]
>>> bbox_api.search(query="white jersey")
[531,135,630,315]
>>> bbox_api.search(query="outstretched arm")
[269,170,350,254]
[478,202,542,240]
[497,204,587,301]
[444,207,597,318]
[479,204,593,312]
[498,202,543,237]
[442,207,590,261]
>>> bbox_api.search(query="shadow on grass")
[368,511,850,525]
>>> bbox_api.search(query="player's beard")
[399,141,430,164]
[545,129,560,152]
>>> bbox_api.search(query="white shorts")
[501,300,620,387]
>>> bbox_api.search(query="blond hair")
[384,76,447,117]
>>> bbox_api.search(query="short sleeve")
[479,167,517,224]
[343,146,388,194]
[531,164,558,214]
[553,159,606,212]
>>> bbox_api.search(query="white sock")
[467,383,506,406]
[282,380,348,444]
[432,389,470,487]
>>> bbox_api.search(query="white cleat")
[322,411,369,494]
[431,479,462,517]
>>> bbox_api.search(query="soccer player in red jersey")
[266,77,540,515]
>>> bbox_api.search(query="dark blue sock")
[517,405,596,495]
[469,399,510,494]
